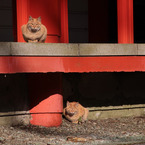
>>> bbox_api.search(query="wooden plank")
[0,56,145,73]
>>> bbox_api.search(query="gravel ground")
[0,116,145,145]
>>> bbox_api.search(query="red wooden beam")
[1,56,145,73]
[117,0,134,43]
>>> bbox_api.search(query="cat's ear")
[75,102,79,107]
[67,101,70,106]
[37,16,41,22]
[29,16,33,21]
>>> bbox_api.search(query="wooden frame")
[16,0,69,43]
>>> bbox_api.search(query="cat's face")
[65,102,79,116]
[27,16,41,32]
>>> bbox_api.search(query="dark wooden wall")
[68,0,88,43]
[134,0,145,43]
[0,0,14,42]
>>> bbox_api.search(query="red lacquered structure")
[0,0,138,127]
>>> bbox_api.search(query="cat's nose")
[68,112,75,117]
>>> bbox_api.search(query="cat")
[21,16,47,43]
[63,101,89,124]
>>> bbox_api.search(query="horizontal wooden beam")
[0,56,145,73]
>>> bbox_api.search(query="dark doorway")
[68,0,117,43]
[88,0,117,43]
[134,0,145,43]
[68,0,88,43]
[0,0,14,42]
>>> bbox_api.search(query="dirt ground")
[0,116,145,145]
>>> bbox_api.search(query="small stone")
[0,137,5,144]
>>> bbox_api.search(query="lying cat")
[63,101,89,124]
[21,16,47,43]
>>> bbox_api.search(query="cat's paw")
[28,40,38,43]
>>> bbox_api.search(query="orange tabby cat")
[21,16,47,43]
[63,101,89,124]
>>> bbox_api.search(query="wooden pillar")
[16,0,29,42]
[16,0,69,127]
[28,73,63,127]
[117,0,134,43]
[16,0,69,43]
[60,0,69,43]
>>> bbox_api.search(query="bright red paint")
[1,56,145,73]
[16,0,29,42]
[28,73,63,127]
[16,0,69,127]
[16,0,68,43]
[60,0,69,43]
[14,0,136,127]
[117,0,134,43]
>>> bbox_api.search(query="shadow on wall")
[63,72,145,107]
[0,74,28,112]
[0,73,63,126]
[0,73,62,113]
[27,73,62,110]
[1,72,145,112]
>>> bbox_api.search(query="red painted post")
[16,0,69,43]
[16,0,69,127]
[16,0,29,42]
[28,73,63,127]
[117,0,134,43]
[60,0,69,43]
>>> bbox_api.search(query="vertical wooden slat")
[16,0,29,42]
[60,0,69,43]
[117,0,134,43]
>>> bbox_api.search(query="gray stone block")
[79,44,138,56]
[0,111,30,126]
[0,42,11,55]
[137,44,145,55]
[0,42,143,56]
[11,42,79,56]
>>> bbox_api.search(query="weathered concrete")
[0,111,31,126]
[0,42,145,56]
[10,42,79,56]
[79,44,138,56]
[88,104,145,120]
[137,44,145,55]
[0,42,11,55]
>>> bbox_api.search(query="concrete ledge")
[88,104,145,120]
[0,42,11,55]
[11,43,79,56]
[0,42,145,56]
[0,105,145,126]
[0,111,31,126]
[137,44,145,55]
[79,44,138,56]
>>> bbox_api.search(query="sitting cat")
[21,16,47,43]
[63,101,89,124]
